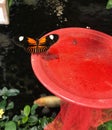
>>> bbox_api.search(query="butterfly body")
[17,34,59,53]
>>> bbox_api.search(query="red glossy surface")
[31,28,112,108]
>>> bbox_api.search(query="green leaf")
[39,117,50,128]
[39,116,53,128]
[0,87,8,95]
[5,121,16,130]
[0,87,8,99]
[8,0,13,7]
[31,104,38,115]
[23,105,31,117]
[106,121,112,130]
[6,101,14,110]
[2,115,9,121]
[0,121,5,127]
[0,87,20,99]
[13,115,21,126]
[8,89,20,96]
[106,0,112,9]
[22,116,28,124]
[0,100,7,109]
[30,126,38,130]
[98,121,112,130]
[13,115,20,122]
[28,116,38,126]
[37,125,43,130]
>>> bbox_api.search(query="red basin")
[31,27,112,108]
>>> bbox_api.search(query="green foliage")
[0,87,53,130]
[0,87,20,100]
[8,0,14,7]
[106,0,112,9]
[1,86,112,130]
[5,121,16,130]
[98,121,112,130]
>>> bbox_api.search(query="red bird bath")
[31,28,112,130]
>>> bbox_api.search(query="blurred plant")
[8,0,14,7]
[106,0,112,9]
[8,0,20,7]
[98,120,112,130]
[0,87,53,130]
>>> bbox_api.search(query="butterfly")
[17,34,59,53]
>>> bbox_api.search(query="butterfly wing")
[17,34,59,54]
[24,37,49,53]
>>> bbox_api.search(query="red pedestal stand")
[31,28,112,130]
